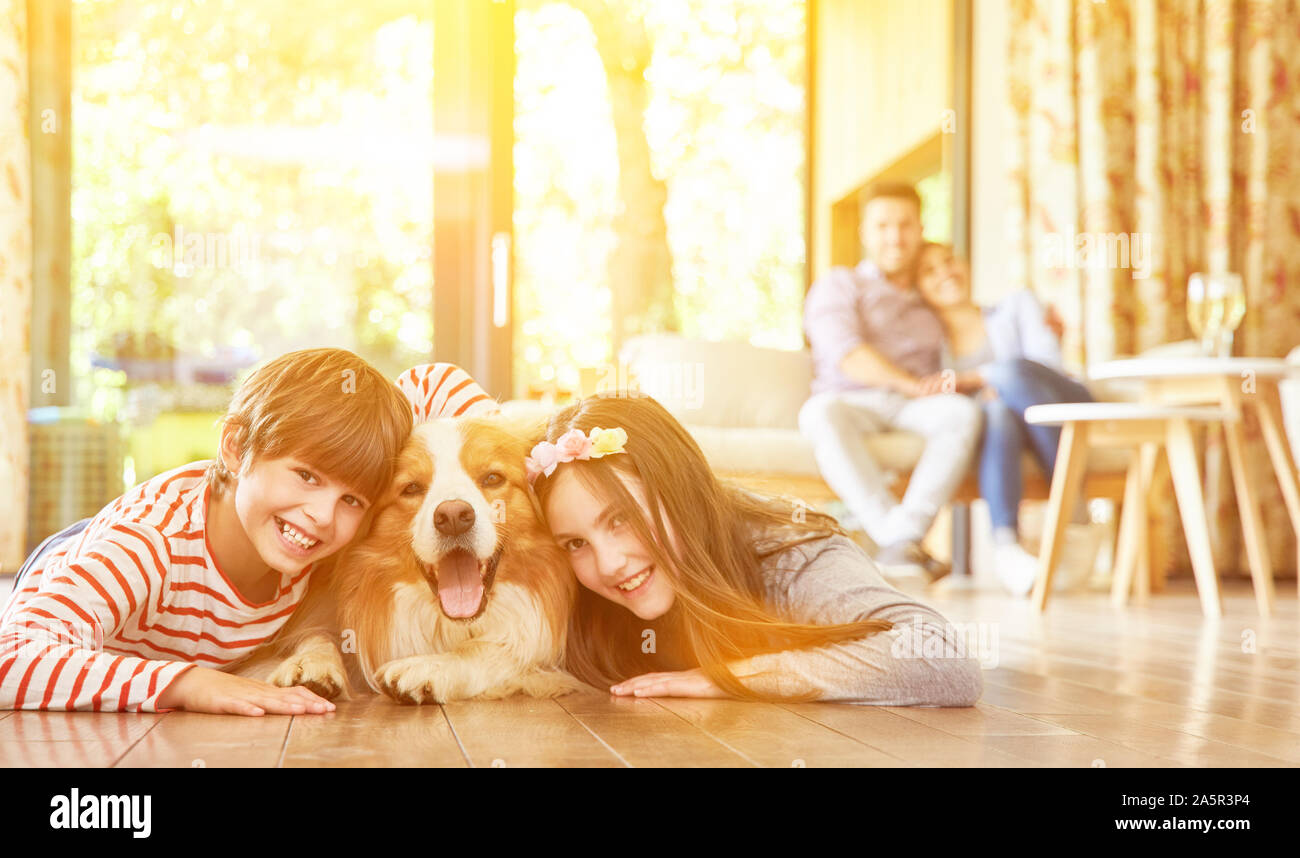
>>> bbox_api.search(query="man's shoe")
[993,541,1039,597]
[872,540,926,579]
[874,540,949,583]
[915,544,952,583]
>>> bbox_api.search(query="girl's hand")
[610,668,727,699]
[156,666,336,716]
[955,370,986,394]
[1044,302,1066,341]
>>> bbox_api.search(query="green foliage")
[917,170,953,245]
[72,0,436,417]
[73,0,808,410]
[514,0,807,395]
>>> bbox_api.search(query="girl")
[914,241,1095,596]
[528,393,982,705]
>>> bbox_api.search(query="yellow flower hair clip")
[526,425,629,484]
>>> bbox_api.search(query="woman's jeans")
[5,518,93,609]
[978,359,1094,535]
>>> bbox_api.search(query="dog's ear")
[484,409,552,449]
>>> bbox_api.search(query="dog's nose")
[434,500,476,536]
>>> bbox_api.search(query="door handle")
[491,231,510,329]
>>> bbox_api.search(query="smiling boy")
[0,349,494,715]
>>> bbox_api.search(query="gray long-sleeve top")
[730,533,985,706]
[946,288,1066,377]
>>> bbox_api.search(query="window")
[72,0,437,442]
[513,0,807,399]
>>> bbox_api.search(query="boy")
[0,349,495,714]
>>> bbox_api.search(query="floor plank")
[977,734,1183,768]
[998,630,1300,696]
[993,644,1300,731]
[987,670,1300,763]
[0,711,161,768]
[0,710,159,743]
[1032,713,1295,768]
[0,702,163,769]
[281,696,467,767]
[557,692,754,767]
[0,740,135,768]
[976,680,1108,715]
[440,696,625,767]
[889,702,1078,737]
[779,702,1044,767]
[653,698,903,767]
[113,711,291,767]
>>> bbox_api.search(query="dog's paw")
[374,656,456,705]
[516,668,589,698]
[476,667,589,700]
[269,652,347,700]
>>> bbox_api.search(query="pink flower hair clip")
[526,426,629,484]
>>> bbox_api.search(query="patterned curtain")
[0,1,30,571]
[1006,0,1300,578]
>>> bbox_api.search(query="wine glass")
[1186,274,1216,356]
[1216,273,1245,357]
[1187,273,1243,357]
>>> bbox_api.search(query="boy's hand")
[156,666,336,716]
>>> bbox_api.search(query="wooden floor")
[2,574,1299,767]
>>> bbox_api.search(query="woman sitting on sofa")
[914,242,1094,596]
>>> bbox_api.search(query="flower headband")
[526,426,629,484]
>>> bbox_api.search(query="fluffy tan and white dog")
[241,415,584,704]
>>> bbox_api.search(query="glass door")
[433,0,514,399]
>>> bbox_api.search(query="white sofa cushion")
[684,425,924,477]
[619,334,810,430]
[686,423,1129,480]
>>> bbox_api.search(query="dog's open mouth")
[423,548,500,620]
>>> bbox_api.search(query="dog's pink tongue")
[437,550,484,618]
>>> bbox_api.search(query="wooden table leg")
[1255,382,1300,588]
[1146,448,1170,593]
[1112,442,1157,607]
[1164,418,1223,618]
[1033,421,1089,612]
[1111,454,1141,606]
[1221,414,1275,616]
[1135,443,1157,602]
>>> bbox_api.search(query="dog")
[240,415,584,704]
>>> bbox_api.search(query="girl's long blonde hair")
[531,393,892,702]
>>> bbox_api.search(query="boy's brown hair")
[208,348,413,505]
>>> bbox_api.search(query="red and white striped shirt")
[0,362,494,712]
[397,363,499,423]
[0,465,313,712]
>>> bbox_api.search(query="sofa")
[510,334,1299,582]
[616,333,1132,528]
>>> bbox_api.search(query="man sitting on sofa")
[800,181,982,581]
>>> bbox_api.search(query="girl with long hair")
[528,393,983,704]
